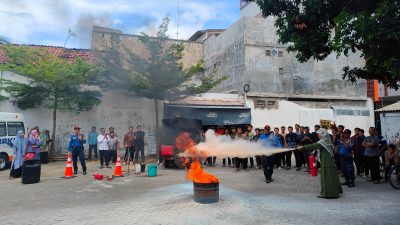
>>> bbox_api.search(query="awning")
[164,105,251,126]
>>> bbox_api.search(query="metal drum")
[193,182,219,204]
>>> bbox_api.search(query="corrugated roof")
[166,96,245,107]
[0,44,94,63]
[376,101,400,112]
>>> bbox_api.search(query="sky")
[0,0,241,49]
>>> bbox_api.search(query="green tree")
[98,17,225,158]
[249,0,400,89]
[0,45,101,160]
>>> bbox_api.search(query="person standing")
[362,127,381,184]
[134,125,146,164]
[108,127,117,164]
[9,130,26,179]
[40,129,50,164]
[88,127,98,160]
[296,129,343,199]
[259,125,282,183]
[351,128,365,176]
[68,127,87,175]
[274,127,285,169]
[123,126,135,165]
[97,128,110,168]
[340,129,355,187]
[299,127,314,172]
[252,128,262,169]
[285,126,298,170]
[27,129,42,161]
[108,131,120,164]
[222,129,232,167]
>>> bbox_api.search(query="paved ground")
[0,160,399,225]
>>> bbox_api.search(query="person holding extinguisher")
[296,129,343,199]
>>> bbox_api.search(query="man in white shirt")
[97,128,111,168]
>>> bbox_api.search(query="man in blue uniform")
[259,125,282,183]
[68,126,87,175]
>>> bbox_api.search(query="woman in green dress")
[296,129,343,199]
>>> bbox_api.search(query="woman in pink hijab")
[27,129,43,160]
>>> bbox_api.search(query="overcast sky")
[0,0,240,49]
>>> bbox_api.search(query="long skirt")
[10,167,22,178]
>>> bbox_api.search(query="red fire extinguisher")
[309,155,317,176]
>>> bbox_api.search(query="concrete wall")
[240,2,262,17]
[242,16,366,97]
[203,19,246,93]
[91,26,204,69]
[0,71,161,154]
[379,112,400,144]
[248,97,374,132]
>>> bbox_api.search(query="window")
[0,122,6,137]
[279,68,284,75]
[265,50,271,56]
[278,51,283,57]
[267,101,276,106]
[7,122,24,136]
[256,100,265,108]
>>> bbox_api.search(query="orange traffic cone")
[113,152,123,177]
[62,152,75,179]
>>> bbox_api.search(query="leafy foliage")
[249,0,400,89]
[0,45,102,111]
[97,16,225,99]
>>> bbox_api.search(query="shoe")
[285,167,291,170]
[317,195,325,198]
[235,168,240,172]
[270,178,274,182]
[83,171,87,175]
[347,182,355,188]
[100,166,104,169]
[341,181,349,185]
[373,180,381,184]
[106,165,112,169]
[222,165,226,167]
[112,163,116,165]
[74,171,77,175]
[266,179,271,183]
[296,168,301,171]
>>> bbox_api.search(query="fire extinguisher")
[309,155,317,176]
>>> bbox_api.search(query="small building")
[376,101,400,144]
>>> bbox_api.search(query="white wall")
[380,112,400,144]
[0,71,161,154]
[240,2,262,17]
[248,98,374,132]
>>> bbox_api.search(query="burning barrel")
[193,182,219,204]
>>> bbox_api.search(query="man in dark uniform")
[68,126,87,175]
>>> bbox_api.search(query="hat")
[74,126,81,130]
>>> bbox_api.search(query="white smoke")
[180,130,294,158]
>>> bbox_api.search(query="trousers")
[261,155,275,180]
[71,147,86,172]
[135,145,145,163]
[99,150,110,166]
[88,144,98,160]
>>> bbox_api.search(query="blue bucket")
[147,164,158,177]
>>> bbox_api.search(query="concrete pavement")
[0,160,399,225]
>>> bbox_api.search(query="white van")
[0,112,25,171]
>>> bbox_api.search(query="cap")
[74,126,81,130]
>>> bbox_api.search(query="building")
[376,102,400,144]
[0,1,377,153]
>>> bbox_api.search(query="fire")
[175,132,219,184]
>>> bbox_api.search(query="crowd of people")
[9,125,146,178]
[68,125,146,175]
[9,126,51,179]
[200,123,400,188]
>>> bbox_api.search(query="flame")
[175,132,219,184]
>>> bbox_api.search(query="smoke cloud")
[179,130,294,158]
